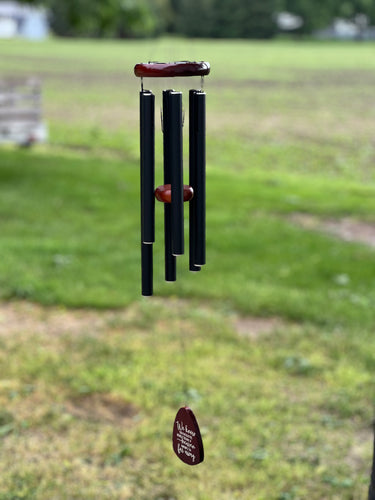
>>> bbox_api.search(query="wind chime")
[134,61,210,465]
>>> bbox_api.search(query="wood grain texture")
[134,61,210,78]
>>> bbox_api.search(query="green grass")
[0,37,374,499]
[0,148,375,329]
[0,300,373,499]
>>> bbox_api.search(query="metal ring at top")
[134,61,210,78]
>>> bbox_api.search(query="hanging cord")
[369,422,375,499]
[178,315,189,406]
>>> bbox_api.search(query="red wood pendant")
[172,406,204,465]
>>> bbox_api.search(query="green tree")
[336,0,375,23]
[276,0,375,33]
[17,0,375,38]
[276,0,333,33]
[173,0,214,37]
[174,0,277,38]
[18,0,168,38]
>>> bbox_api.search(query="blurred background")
[2,0,375,40]
[0,1,375,499]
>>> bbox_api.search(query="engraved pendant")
[172,406,204,465]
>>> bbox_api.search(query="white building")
[315,15,375,40]
[0,1,48,40]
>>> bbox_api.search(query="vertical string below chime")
[178,315,190,406]
[172,312,205,466]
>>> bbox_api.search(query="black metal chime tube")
[162,90,177,281]
[189,90,206,269]
[167,91,184,256]
[140,90,155,295]
[141,243,153,296]
[189,90,200,272]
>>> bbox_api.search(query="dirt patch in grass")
[234,316,282,339]
[0,298,286,345]
[0,298,225,341]
[322,218,375,247]
[290,213,375,248]
[65,393,139,424]
[345,426,374,472]
[0,301,109,339]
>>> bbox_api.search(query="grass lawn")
[0,37,374,499]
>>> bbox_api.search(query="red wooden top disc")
[172,406,204,465]
[134,61,210,78]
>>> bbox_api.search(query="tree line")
[23,0,375,38]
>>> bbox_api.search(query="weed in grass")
[0,409,14,426]
[282,356,316,376]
